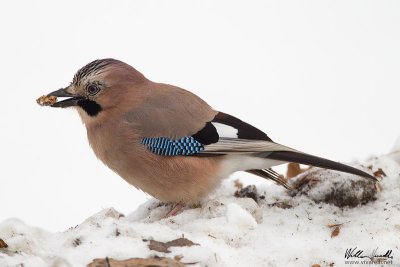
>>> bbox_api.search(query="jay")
[43,58,376,217]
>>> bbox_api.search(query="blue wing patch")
[141,137,204,156]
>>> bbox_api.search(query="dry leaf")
[328,223,344,228]
[148,237,199,253]
[373,168,386,179]
[286,163,311,179]
[376,183,383,191]
[0,238,8,248]
[331,226,340,238]
[148,240,171,253]
[234,179,243,189]
[87,256,185,267]
[311,265,321,267]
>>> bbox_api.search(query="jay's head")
[46,58,147,122]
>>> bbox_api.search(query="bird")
[43,58,377,217]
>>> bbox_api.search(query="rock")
[290,168,377,207]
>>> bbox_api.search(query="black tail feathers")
[259,151,377,182]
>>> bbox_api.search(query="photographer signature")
[345,247,393,261]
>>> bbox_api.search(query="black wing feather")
[213,112,272,141]
[191,111,272,146]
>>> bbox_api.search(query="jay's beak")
[47,88,83,108]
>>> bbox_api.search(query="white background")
[1,0,399,232]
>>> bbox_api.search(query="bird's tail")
[200,138,377,181]
[256,151,377,181]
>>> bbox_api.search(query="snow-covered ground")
[1,148,399,267]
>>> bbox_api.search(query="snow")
[1,148,399,267]
[1,0,400,233]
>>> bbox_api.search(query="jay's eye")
[87,85,100,95]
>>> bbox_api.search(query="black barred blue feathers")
[141,137,204,156]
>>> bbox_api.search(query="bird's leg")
[164,201,185,218]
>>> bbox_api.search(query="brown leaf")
[373,168,386,179]
[286,163,311,179]
[148,240,171,253]
[376,183,383,191]
[331,226,340,238]
[148,237,199,253]
[234,179,243,189]
[0,239,8,248]
[311,265,321,267]
[87,256,185,267]
[328,223,344,228]
[167,238,198,248]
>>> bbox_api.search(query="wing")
[193,111,297,154]
[138,108,377,181]
[211,112,272,141]
[126,83,218,139]
[127,83,278,156]
[139,109,295,156]
[199,137,298,154]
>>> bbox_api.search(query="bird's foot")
[164,202,185,218]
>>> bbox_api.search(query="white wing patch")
[212,122,238,138]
